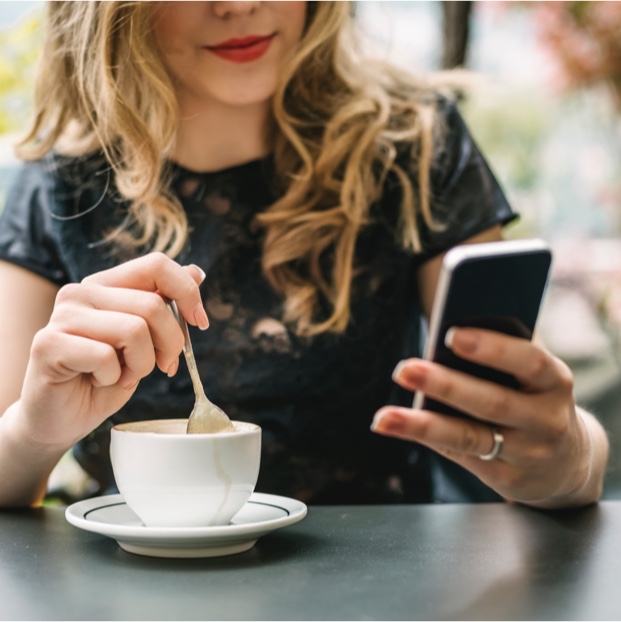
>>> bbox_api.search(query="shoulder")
[2,156,60,227]
[4,150,118,239]
[429,94,479,192]
[0,157,71,285]
[379,91,517,260]
[49,151,113,214]
[5,156,56,201]
[1,151,126,283]
[379,91,469,201]
[393,90,510,205]
[392,91,473,183]
[6,150,111,211]
[10,149,108,181]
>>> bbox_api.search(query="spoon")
[167,299,235,434]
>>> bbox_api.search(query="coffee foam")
[114,419,258,435]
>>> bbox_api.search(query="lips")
[205,34,276,63]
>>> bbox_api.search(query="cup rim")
[111,419,261,437]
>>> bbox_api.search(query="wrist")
[0,401,69,508]
[573,407,608,502]
[2,400,70,460]
[527,407,608,510]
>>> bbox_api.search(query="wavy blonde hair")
[18,1,449,335]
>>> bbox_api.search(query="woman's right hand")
[15,253,208,452]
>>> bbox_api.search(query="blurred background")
[1,1,620,500]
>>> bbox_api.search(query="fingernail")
[370,410,387,432]
[190,264,207,283]
[444,327,457,349]
[392,360,408,382]
[445,327,479,353]
[371,409,405,434]
[167,359,179,377]
[392,360,425,388]
[194,305,210,330]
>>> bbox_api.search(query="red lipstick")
[206,34,275,63]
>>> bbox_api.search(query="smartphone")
[413,238,553,419]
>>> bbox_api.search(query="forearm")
[0,401,67,508]
[525,407,609,510]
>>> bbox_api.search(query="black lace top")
[0,99,516,504]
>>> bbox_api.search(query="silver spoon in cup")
[166,299,235,434]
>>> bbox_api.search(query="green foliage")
[461,91,553,191]
[459,89,558,240]
[0,10,42,136]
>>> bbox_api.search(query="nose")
[211,1,261,18]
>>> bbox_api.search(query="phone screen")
[417,241,552,420]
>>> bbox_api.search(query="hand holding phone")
[414,238,553,419]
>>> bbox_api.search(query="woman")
[0,1,608,509]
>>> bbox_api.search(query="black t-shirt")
[0,99,516,504]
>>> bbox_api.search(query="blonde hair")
[18,1,447,335]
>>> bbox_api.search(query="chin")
[224,95,274,108]
[222,87,278,108]
[204,72,278,107]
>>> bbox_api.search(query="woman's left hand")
[371,327,608,508]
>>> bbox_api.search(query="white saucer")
[65,492,307,558]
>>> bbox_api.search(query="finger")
[183,263,207,287]
[52,307,157,388]
[445,327,570,392]
[371,405,506,460]
[371,405,523,495]
[81,253,209,329]
[393,358,530,427]
[31,329,123,388]
[57,285,185,375]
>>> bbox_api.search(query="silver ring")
[479,428,504,461]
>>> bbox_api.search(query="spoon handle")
[166,300,207,399]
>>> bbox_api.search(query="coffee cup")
[110,419,261,528]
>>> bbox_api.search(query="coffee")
[114,419,255,435]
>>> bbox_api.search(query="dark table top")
[1,500,620,621]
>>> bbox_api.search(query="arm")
[0,262,61,506]
[0,254,208,508]
[372,227,609,508]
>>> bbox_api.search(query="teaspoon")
[167,299,235,434]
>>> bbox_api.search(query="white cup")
[110,419,261,528]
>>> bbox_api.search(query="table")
[1,500,620,620]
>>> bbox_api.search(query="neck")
[172,97,274,173]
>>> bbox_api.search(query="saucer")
[65,492,307,558]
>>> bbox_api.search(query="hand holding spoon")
[167,300,235,434]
